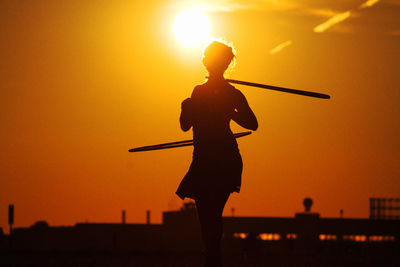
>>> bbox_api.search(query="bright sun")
[173,9,210,47]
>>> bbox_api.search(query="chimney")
[122,210,126,224]
[8,204,14,248]
[146,210,150,224]
[8,204,14,229]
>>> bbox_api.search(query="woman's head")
[203,40,235,76]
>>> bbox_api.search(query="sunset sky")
[1,0,400,233]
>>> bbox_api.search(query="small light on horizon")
[233,232,248,239]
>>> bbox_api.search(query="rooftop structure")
[370,198,400,220]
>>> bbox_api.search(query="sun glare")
[173,9,210,47]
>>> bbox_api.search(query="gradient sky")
[1,0,400,233]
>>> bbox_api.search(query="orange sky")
[1,0,400,233]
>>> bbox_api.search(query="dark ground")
[1,251,399,267]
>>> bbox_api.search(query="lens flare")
[173,9,210,47]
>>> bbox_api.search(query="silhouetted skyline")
[1,0,400,235]
[1,199,399,266]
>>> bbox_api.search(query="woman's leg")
[196,191,230,267]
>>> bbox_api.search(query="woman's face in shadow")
[203,56,230,75]
[202,41,234,76]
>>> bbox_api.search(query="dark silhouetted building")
[1,199,399,266]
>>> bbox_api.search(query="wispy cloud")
[269,40,292,55]
[313,11,351,33]
[172,0,382,14]
[304,8,337,18]
[386,29,400,36]
[360,0,380,9]
[170,0,301,12]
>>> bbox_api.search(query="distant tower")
[122,210,126,224]
[231,208,235,217]
[8,204,14,230]
[146,210,151,224]
[340,209,344,218]
[296,197,319,219]
[303,198,313,213]
[8,204,14,248]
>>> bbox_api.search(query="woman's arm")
[232,91,258,131]
[180,98,193,131]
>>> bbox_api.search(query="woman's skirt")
[176,150,243,200]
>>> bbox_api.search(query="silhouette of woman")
[176,40,258,267]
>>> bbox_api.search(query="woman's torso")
[190,80,240,156]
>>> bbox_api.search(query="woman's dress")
[176,80,245,200]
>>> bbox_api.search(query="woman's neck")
[207,73,225,82]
